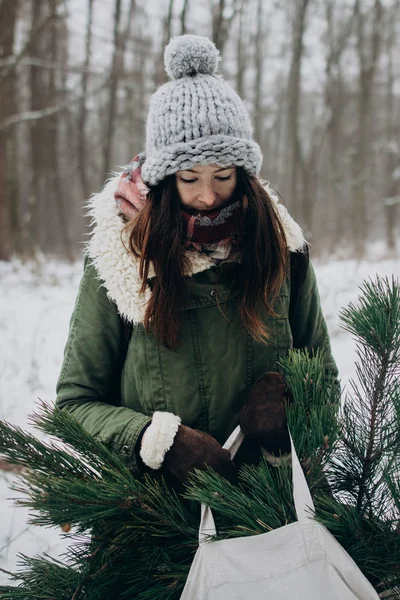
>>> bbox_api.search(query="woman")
[56,35,337,486]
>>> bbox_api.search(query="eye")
[216,175,232,181]
[180,178,197,184]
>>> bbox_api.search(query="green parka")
[55,176,338,473]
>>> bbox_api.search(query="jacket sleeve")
[55,255,152,472]
[290,260,339,383]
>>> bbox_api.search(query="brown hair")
[125,167,288,348]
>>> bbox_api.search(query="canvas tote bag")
[180,426,380,600]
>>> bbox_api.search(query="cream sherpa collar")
[85,174,306,325]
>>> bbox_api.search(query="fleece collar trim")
[85,174,306,325]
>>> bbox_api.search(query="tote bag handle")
[199,425,315,543]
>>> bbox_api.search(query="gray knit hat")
[141,34,263,187]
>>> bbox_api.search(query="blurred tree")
[155,0,174,86]
[286,0,310,221]
[180,0,190,35]
[253,0,264,147]
[113,0,138,165]
[27,0,71,259]
[211,0,238,54]
[0,0,399,261]
[123,7,151,160]
[102,0,123,180]
[352,0,383,258]
[28,0,49,256]
[235,0,247,99]
[383,0,399,254]
[323,0,356,250]
[47,0,74,261]
[0,0,19,260]
[77,0,94,200]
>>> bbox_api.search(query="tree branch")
[0,14,60,87]
[0,103,67,132]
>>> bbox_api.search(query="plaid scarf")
[114,154,244,259]
[180,200,243,258]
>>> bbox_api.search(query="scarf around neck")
[114,154,244,259]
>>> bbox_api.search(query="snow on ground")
[0,253,399,584]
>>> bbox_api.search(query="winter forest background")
[0,0,400,260]
[0,0,399,585]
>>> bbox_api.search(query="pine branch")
[335,276,400,513]
[316,495,400,592]
[279,348,340,469]
[1,276,399,597]
[184,462,297,539]
[29,401,133,477]
[0,554,80,600]
[0,420,96,481]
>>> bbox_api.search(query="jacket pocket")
[121,324,167,415]
[274,294,294,359]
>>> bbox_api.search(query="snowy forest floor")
[0,251,399,583]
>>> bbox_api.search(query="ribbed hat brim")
[141,135,262,186]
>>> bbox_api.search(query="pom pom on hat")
[141,33,263,186]
[164,34,220,80]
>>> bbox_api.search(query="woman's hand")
[139,413,236,485]
[163,425,237,485]
[239,371,291,455]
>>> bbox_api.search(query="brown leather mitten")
[239,372,291,455]
[163,425,237,485]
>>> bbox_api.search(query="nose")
[199,185,217,208]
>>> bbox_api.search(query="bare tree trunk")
[164,0,175,48]
[0,9,54,87]
[323,0,356,250]
[352,0,383,258]
[383,1,399,254]
[125,4,148,158]
[102,0,123,179]
[47,0,74,261]
[299,123,326,240]
[235,0,246,99]
[28,0,47,257]
[113,0,137,165]
[253,0,263,146]
[27,0,69,258]
[211,0,238,55]
[154,0,174,87]
[77,0,94,200]
[0,0,18,260]
[180,0,190,35]
[212,0,225,49]
[271,81,287,186]
[286,0,310,220]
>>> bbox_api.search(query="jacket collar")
[85,174,306,324]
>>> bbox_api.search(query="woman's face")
[175,164,237,212]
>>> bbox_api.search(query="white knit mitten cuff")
[140,411,181,470]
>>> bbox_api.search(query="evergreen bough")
[0,276,398,599]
